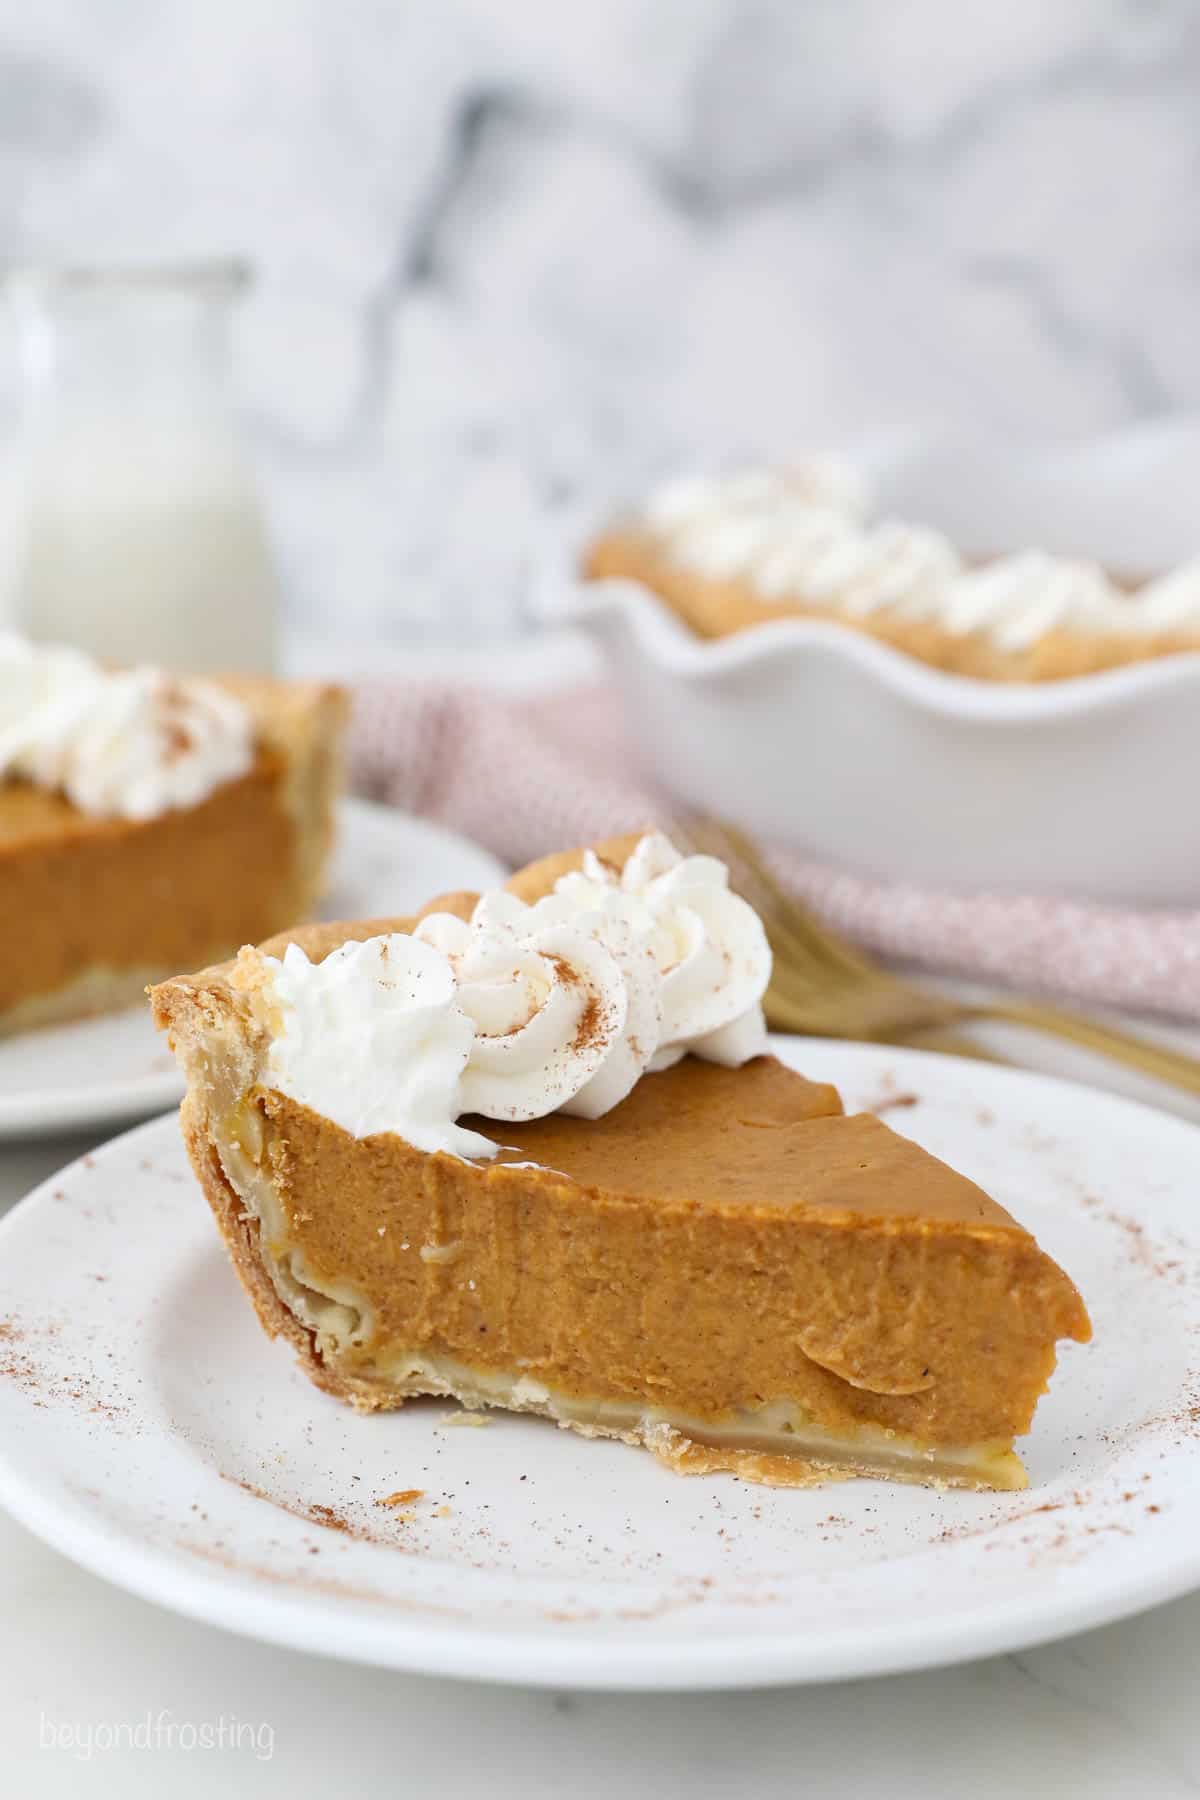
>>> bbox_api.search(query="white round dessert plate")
[0,798,505,1140]
[0,1039,1196,1691]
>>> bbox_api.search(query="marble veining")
[1,0,1198,652]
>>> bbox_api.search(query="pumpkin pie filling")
[153,839,1091,1493]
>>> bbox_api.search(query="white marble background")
[1,0,1196,646]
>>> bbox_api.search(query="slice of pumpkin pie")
[0,633,345,1034]
[151,833,1090,1491]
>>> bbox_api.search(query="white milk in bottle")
[3,261,277,674]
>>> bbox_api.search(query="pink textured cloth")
[350,678,1200,1023]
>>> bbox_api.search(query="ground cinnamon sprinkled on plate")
[308,1504,349,1532]
[175,1537,473,1615]
[221,1475,429,1549]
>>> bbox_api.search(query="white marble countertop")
[4,1027,1200,1795]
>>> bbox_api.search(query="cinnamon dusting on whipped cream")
[0,632,253,818]
[570,993,606,1055]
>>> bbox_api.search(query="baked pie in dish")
[153,832,1090,1491]
[0,634,344,1034]
[584,460,1200,681]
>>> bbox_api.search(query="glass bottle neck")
[17,288,238,431]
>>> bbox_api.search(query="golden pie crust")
[151,837,1091,1491]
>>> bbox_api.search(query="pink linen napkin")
[350,677,1200,1023]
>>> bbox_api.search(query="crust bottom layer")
[331,1350,1029,1492]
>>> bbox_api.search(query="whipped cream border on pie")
[584,460,1200,680]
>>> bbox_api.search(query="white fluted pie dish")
[547,422,1200,906]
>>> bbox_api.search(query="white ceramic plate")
[0,1039,1196,1691]
[0,798,505,1140]
[546,421,1200,905]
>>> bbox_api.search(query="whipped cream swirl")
[0,633,253,819]
[535,831,772,1069]
[941,552,1124,652]
[242,935,496,1159]
[642,467,964,617]
[1133,558,1200,633]
[414,891,660,1122]
[246,833,773,1159]
[786,521,964,620]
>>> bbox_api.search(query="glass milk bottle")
[3,260,278,672]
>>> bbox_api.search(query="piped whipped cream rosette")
[245,933,497,1161]
[239,833,773,1160]
[941,553,1121,652]
[537,831,772,1070]
[0,632,253,819]
[413,890,660,1122]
